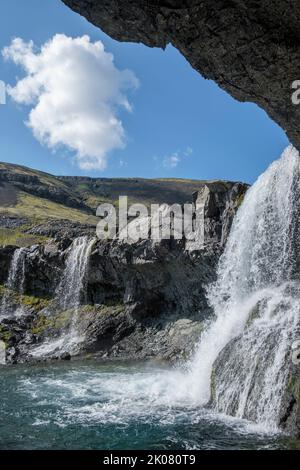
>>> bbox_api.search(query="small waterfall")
[31,236,94,357]
[0,247,27,318]
[187,145,300,430]
[55,236,95,312]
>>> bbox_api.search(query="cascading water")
[55,236,95,312]
[186,145,300,431]
[31,236,95,357]
[0,247,27,318]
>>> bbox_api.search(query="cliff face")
[62,0,300,149]
[0,181,247,364]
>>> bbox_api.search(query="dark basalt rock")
[0,215,28,229]
[279,363,300,437]
[62,0,300,150]
[27,219,96,241]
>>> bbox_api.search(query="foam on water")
[16,362,273,437]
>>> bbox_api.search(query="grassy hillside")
[0,160,243,246]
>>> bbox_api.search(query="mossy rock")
[0,325,12,345]
[31,309,73,335]
[235,192,245,208]
[80,303,124,317]
[97,304,124,316]
[0,227,48,248]
[0,284,50,313]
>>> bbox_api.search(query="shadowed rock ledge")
[62,0,300,149]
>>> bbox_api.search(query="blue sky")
[0,0,288,183]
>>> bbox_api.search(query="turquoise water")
[0,361,297,450]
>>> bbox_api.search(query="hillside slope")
[0,161,247,246]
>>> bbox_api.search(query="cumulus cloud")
[160,146,193,169]
[2,34,139,170]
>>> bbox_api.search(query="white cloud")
[184,146,193,157]
[119,159,127,168]
[163,152,181,169]
[2,35,139,170]
[160,146,193,169]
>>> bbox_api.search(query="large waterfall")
[186,145,300,431]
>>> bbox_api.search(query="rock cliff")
[0,180,247,364]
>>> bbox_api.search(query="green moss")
[0,325,12,344]
[81,305,97,314]
[0,284,50,312]
[0,227,48,248]
[0,285,6,296]
[21,294,50,310]
[30,309,72,335]
[1,192,98,226]
[52,310,73,329]
[80,302,124,316]
[30,315,52,335]
[98,303,124,316]
[235,192,245,208]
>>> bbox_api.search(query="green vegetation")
[90,303,124,316]
[235,192,245,208]
[30,303,125,336]
[0,325,12,344]
[0,161,248,248]
[30,309,73,335]
[0,227,48,247]
[0,162,70,190]
[2,192,98,225]
[0,284,50,312]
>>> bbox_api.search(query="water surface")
[0,360,297,450]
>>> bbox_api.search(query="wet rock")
[279,363,300,437]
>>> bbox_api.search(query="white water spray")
[186,145,300,430]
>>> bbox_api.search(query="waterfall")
[31,236,94,357]
[186,145,300,431]
[55,236,95,312]
[0,247,27,318]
